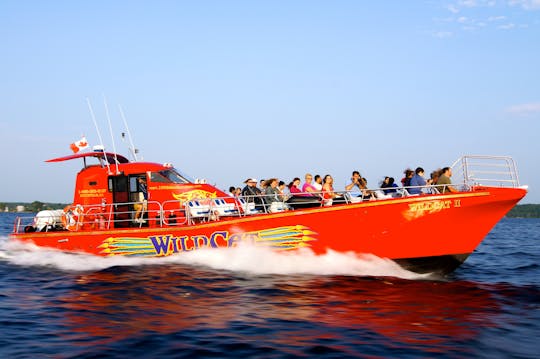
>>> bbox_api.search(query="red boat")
[9,151,527,275]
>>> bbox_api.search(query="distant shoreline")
[506,204,540,218]
[0,201,68,213]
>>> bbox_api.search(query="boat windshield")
[150,168,193,184]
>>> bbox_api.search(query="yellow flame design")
[172,190,217,203]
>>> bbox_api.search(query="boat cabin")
[47,151,229,229]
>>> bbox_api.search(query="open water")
[0,212,539,358]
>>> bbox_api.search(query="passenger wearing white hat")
[241,177,265,211]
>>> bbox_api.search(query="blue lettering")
[209,231,228,248]
[193,235,208,249]
[171,236,179,253]
[228,233,242,247]
[150,235,171,255]
[179,236,193,251]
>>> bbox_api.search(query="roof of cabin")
[46,152,130,164]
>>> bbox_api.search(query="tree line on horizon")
[506,204,540,218]
[0,201,68,213]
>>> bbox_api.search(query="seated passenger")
[285,178,321,209]
[241,177,266,210]
[431,169,441,186]
[321,174,338,205]
[288,177,302,195]
[241,178,260,197]
[312,174,323,191]
[260,179,267,192]
[401,169,414,188]
[387,177,398,194]
[428,169,442,193]
[301,173,318,196]
[409,167,432,195]
[345,171,365,197]
[380,176,399,195]
[264,178,282,203]
[362,177,375,199]
[278,181,287,200]
[436,167,458,193]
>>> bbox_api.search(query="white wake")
[0,236,428,280]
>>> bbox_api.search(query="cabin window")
[129,176,141,192]
[150,169,191,184]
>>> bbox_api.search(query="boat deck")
[12,155,524,234]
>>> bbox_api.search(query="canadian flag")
[70,136,89,153]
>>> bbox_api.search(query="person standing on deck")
[134,177,148,223]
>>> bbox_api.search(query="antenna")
[103,95,120,174]
[86,98,111,174]
[118,105,139,161]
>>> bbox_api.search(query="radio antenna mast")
[103,95,120,174]
[86,97,111,173]
[118,105,139,162]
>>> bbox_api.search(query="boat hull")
[9,186,526,275]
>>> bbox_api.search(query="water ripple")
[0,214,539,358]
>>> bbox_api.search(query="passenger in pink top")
[288,177,302,195]
[301,173,318,197]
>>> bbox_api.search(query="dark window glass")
[150,169,192,184]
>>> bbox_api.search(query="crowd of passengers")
[227,166,457,209]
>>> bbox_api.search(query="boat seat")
[347,195,364,203]
[269,201,288,213]
[186,200,211,218]
[237,198,259,215]
[285,195,321,209]
[212,198,238,216]
[397,188,410,197]
[373,190,392,200]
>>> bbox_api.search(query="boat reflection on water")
[51,266,506,353]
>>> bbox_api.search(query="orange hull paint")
[10,187,525,274]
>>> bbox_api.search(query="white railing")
[10,186,432,233]
[451,155,521,188]
[10,186,455,233]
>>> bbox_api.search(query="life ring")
[61,204,85,231]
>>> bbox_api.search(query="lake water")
[1,213,539,358]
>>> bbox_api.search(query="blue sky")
[1,0,539,203]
